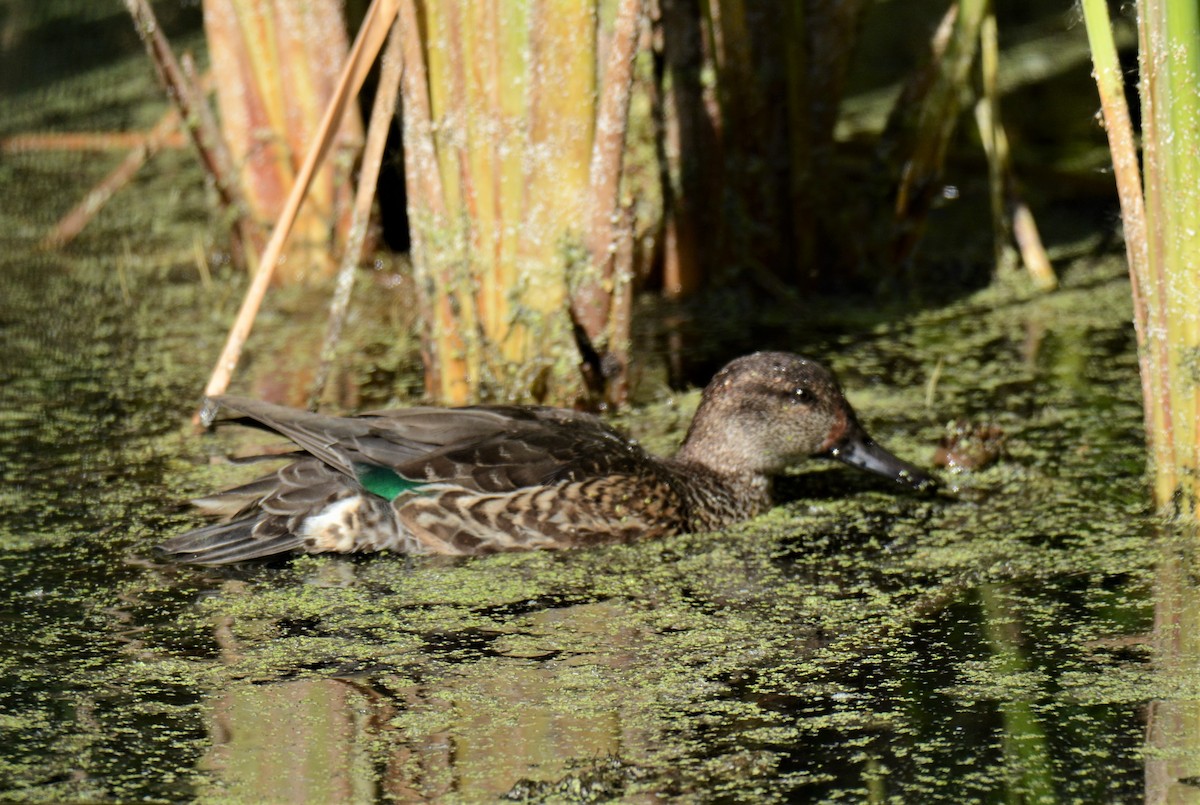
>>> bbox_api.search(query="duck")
[159,352,935,564]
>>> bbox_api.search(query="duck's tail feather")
[205,396,361,477]
[189,476,280,517]
[157,518,304,565]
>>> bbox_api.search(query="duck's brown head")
[674,352,935,490]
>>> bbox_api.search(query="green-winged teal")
[160,352,934,564]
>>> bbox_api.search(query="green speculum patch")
[353,463,426,501]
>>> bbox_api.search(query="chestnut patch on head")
[819,408,850,452]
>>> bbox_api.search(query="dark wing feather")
[208,398,568,478]
[210,396,375,476]
[377,406,665,493]
[160,459,352,564]
[157,517,305,563]
[213,397,662,493]
[337,405,569,472]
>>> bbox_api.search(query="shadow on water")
[0,3,198,100]
[3,3,1195,804]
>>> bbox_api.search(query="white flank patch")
[299,496,363,552]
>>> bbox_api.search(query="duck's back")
[160,399,690,563]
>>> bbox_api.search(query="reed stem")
[1083,0,1200,514]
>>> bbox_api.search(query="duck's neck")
[667,457,774,531]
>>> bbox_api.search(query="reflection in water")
[196,601,652,801]
[0,235,1163,800]
[0,251,1166,800]
[201,678,377,803]
[1146,530,1200,804]
[978,583,1055,802]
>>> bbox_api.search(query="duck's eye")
[790,387,810,403]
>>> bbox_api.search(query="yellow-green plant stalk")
[1083,0,1200,514]
[204,0,363,284]
[402,0,645,405]
[1142,0,1200,515]
[973,7,1056,291]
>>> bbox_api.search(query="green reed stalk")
[1083,0,1200,514]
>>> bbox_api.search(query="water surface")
[1,3,1192,802]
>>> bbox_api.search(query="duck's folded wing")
[209,398,548,479]
[386,413,664,493]
[159,459,352,564]
[210,396,375,476]
[156,517,306,564]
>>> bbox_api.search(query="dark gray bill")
[828,431,937,492]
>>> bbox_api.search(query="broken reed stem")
[307,21,404,411]
[973,96,1058,291]
[1,131,188,152]
[974,8,1056,291]
[196,0,400,419]
[122,0,259,265]
[1009,191,1056,291]
[574,0,645,355]
[41,108,182,249]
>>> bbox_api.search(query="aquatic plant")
[1083,0,1200,517]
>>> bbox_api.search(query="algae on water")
[0,3,1172,801]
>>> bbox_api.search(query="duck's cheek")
[777,436,818,466]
